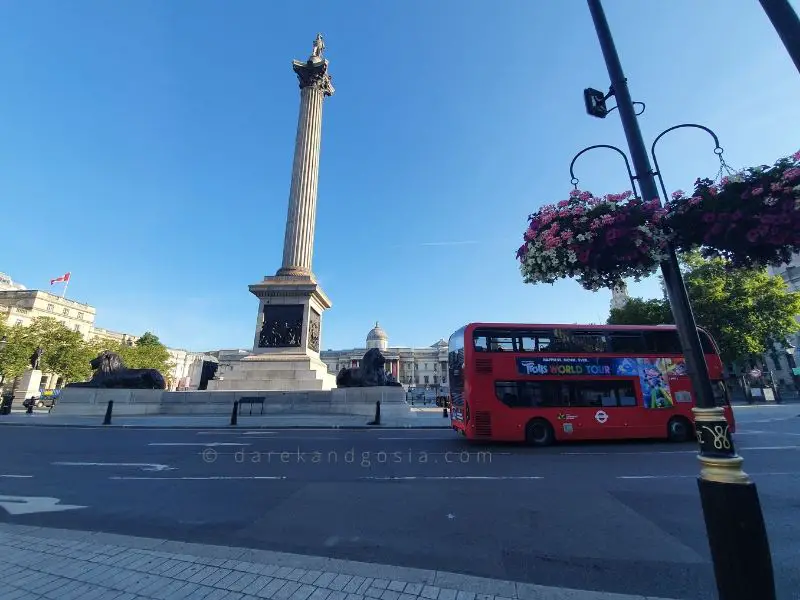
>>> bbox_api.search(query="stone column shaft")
[277,57,334,277]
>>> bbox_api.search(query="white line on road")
[53,462,176,472]
[618,472,800,479]
[743,446,799,451]
[0,475,33,478]
[560,450,697,456]
[108,476,287,481]
[359,476,544,481]
[378,437,455,440]
[147,442,251,447]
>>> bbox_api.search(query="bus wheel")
[525,419,554,447]
[667,417,692,443]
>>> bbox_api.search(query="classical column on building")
[276,33,334,278]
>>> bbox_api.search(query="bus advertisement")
[447,323,734,445]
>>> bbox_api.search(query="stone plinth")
[13,369,42,408]
[206,274,336,391]
[51,387,411,419]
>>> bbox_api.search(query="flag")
[50,272,70,285]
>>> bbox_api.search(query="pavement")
[0,404,798,600]
[0,524,675,600]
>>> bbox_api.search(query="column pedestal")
[13,369,42,408]
[207,275,336,391]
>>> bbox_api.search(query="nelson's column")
[209,34,336,391]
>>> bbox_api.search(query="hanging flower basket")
[516,189,670,291]
[665,150,800,268]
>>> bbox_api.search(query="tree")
[135,332,162,347]
[25,317,95,383]
[608,298,673,326]
[607,252,800,365]
[113,333,173,378]
[0,322,35,382]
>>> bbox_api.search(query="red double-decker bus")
[447,323,735,445]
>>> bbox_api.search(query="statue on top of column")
[311,33,325,59]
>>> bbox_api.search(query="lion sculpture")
[336,348,403,388]
[66,350,167,390]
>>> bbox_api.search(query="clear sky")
[2,0,799,352]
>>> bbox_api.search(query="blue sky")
[2,0,800,352]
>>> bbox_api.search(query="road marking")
[618,472,800,480]
[0,495,86,515]
[0,475,33,478]
[378,437,455,440]
[241,432,280,436]
[53,462,176,472]
[359,476,544,481]
[560,450,697,456]
[147,442,250,447]
[744,446,799,451]
[109,476,287,481]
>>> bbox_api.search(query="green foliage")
[0,320,175,385]
[607,252,800,364]
[608,298,673,326]
[0,322,35,381]
[135,331,162,347]
[25,318,96,383]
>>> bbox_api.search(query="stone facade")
[321,323,450,390]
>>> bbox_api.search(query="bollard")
[103,400,114,425]
[230,401,239,426]
[368,400,381,426]
[443,405,448,418]
[26,400,34,415]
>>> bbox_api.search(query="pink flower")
[746,229,759,243]
[702,213,715,223]
[708,186,718,196]
[524,228,537,242]
[689,196,702,206]
[671,190,684,200]
[782,167,800,181]
[720,176,730,186]
[579,191,592,201]
[752,187,764,196]
[792,150,800,161]
[558,200,570,208]
[771,182,783,192]
[561,230,573,241]
[516,244,528,259]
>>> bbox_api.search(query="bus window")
[551,329,608,353]
[519,332,552,352]
[608,332,646,353]
[571,381,617,407]
[617,382,637,406]
[643,330,683,353]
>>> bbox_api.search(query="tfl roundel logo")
[594,410,609,424]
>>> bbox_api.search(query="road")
[0,404,798,600]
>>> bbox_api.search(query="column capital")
[292,59,335,96]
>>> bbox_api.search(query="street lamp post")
[786,342,800,393]
[759,0,800,74]
[585,1,776,598]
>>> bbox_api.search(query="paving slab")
[0,523,678,600]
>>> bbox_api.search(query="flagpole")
[62,278,69,299]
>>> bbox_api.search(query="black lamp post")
[786,342,800,393]
[585,1,775,598]
[759,0,800,74]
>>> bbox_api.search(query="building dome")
[366,321,389,350]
